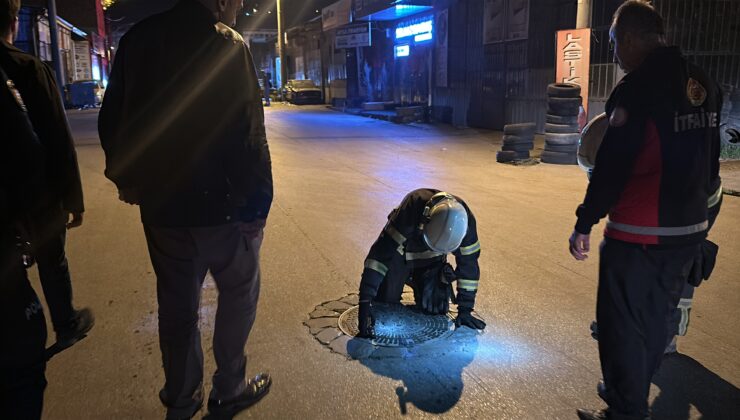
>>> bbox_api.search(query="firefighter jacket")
[99,0,272,227]
[359,189,482,309]
[0,41,84,215]
[575,47,722,245]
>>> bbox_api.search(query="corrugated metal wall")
[658,0,740,91]
[431,0,480,127]
[433,0,739,130]
[433,0,577,131]
[588,0,740,119]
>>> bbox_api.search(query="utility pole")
[576,0,592,29]
[47,0,64,95]
[276,0,287,95]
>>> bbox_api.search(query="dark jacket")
[575,47,722,245]
[0,41,84,215]
[99,0,273,227]
[359,189,482,309]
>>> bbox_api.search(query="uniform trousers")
[0,229,47,420]
[597,238,700,419]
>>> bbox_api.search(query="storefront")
[391,14,434,105]
[350,0,435,107]
[16,7,92,85]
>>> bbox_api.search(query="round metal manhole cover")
[338,302,454,347]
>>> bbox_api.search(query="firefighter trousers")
[596,238,700,420]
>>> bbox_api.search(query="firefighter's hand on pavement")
[118,188,140,205]
[238,218,266,240]
[569,230,590,261]
[357,301,375,339]
[455,308,486,330]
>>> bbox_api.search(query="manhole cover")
[338,302,454,347]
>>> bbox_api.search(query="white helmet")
[422,192,469,253]
[578,112,609,174]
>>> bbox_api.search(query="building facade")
[282,0,740,132]
[17,0,110,85]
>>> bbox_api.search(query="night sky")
[106,0,339,34]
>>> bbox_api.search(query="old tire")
[541,150,578,165]
[497,150,518,162]
[503,122,536,136]
[544,132,580,145]
[503,134,534,145]
[502,143,532,152]
[545,122,580,134]
[544,143,578,153]
[547,83,581,98]
[547,97,582,116]
[546,113,578,125]
[514,150,530,159]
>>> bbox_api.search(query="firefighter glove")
[455,307,486,330]
[357,301,375,339]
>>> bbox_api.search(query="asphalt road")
[32,105,740,419]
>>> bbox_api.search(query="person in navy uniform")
[1,0,94,356]
[357,189,486,338]
[569,2,722,419]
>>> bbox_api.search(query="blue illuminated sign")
[395,18,433,42]
[414,32,432,42]
[395,44,410,58]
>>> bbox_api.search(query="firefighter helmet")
[422,192,468,254]
[578,113,609,174]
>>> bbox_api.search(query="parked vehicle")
[65,79,105,108]
[284,79,322,104]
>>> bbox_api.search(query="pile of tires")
[542,83,582,165]
[728,90,740,144]
[729,89,740,129]
[497,123,535,163]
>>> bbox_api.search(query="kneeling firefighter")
[579,114,722,353]
[357,189,486,338]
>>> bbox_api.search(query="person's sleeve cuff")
[575,218,593,235]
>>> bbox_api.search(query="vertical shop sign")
[556,28,591,113]
[436,9,448,87]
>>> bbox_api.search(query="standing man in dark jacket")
[0,0,93,355]
[357,189,486,338]
[99,0,273,418]
[2,1,52,417]
[568,2,722,420]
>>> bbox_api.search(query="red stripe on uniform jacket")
[605,119,662,245]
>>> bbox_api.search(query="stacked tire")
[497,123,535,163]
[729,89,740,131]
[542,83,582,165]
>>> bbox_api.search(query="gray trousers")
[144,223,262,418]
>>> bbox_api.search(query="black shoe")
[207,373,271,418]
[577,408,609,420]
[55,308,95,351]
[590,320,599,340]
[597,381,607,402]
